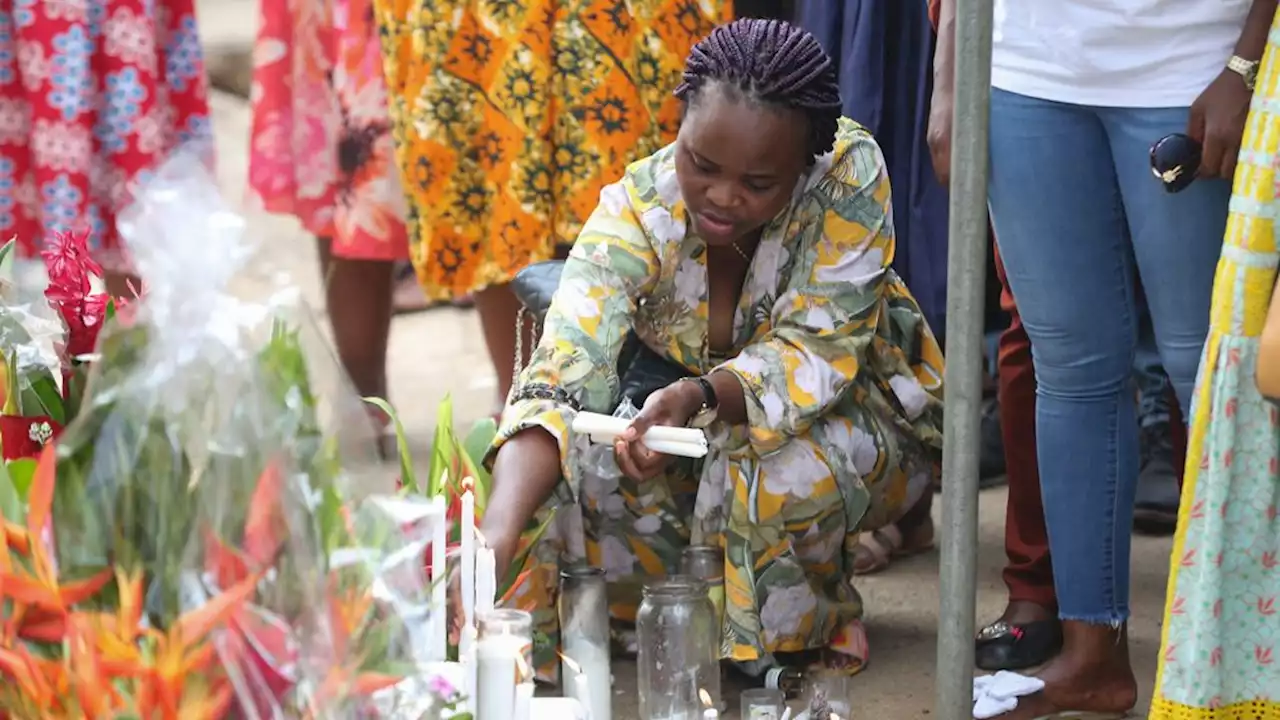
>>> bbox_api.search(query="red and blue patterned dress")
[0,0,211,265]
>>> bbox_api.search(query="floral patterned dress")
[495,119,945,679]
[1149,8,1280,718]
[372,0,732,300]
[0,0,211,263]
[249,0,408,261]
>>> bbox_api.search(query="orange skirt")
[374,0,733,300]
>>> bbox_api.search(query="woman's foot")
[981,622,1137,719]
[852,500,935,575]
[976,601,1063,671]
[393,271,432,314]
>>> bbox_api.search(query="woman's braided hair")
[674,18,843,160]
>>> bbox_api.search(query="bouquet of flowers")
[0,153,436,717]
[0,227,126,470]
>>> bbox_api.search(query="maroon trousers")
[991,246,1186,608]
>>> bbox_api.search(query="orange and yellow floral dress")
[372,0,733,300]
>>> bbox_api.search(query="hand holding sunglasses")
[1150,133,1202,193]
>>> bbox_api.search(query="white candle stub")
[699,688,719,720]
[561,642,610,720]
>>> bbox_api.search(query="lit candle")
[699,689,719,720]
[559,654,594,720]
[461,484,476,630]
[514,681,534,720]
[430,494,448,662]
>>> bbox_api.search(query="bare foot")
[985,628,1137,719]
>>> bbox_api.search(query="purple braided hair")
[675,18,843,159]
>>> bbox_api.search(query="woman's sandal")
[852,516,935,575]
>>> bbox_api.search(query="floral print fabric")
[0,0,211,261]
[249,0,408,261]
[1149,11,1280,719]
[372,0,731,300]
[495,119,945,679]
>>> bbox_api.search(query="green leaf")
[427,395,458,498]
[461,417,496,493]
[0,239,16,286]
[7,458,36,499]
[363,396,415,492]
[25,371,65,425]
[0,464,19,522]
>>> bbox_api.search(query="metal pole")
[935,0,994,714]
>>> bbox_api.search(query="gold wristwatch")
[1228,54,1260,91]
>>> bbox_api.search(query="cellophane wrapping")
[3,152,437,718]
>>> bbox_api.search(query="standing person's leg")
[316,239,395,403]
[985,88,1139,717]
[975,243,1062,672]
[1131,296,1182,533]
[1101,102,1228,472]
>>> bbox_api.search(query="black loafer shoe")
[974,619,1063,671]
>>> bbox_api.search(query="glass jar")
[803,668,854,720]
[476,609,534,720]
[559,567,612,720]
[740,688,785,720]
[680,545,726,638]
[637,576,721,720]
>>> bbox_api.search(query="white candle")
[476,545,497,616]
[699,689,718,720]
[461,625,478,712]
[461,487,476,630]
[514,682,534,720]
[562,642,611,720]
[476,634,524,720]
[430,495,448,662]
[571,413,708,447]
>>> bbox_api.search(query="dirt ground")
[198,4,1172,716]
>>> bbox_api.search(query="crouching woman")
[481,18,945,678]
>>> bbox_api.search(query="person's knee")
[1031,339,1135,402]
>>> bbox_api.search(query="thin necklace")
[730,239,752,262]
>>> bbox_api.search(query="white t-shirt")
[992,0,1251,107]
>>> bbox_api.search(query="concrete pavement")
[197,2,1171,715]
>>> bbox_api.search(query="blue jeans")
[987,88,1228,624]
[1134,297,1172,429]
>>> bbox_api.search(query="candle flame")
[462,476,476,492]
[699,688,713,707]
[559,652,583,675]
[515,649,533,683]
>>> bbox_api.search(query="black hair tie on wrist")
[511,382,581,412]
[1150,133,1202,194]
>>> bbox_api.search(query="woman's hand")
[1188,69,1252,180]
[614,380,703,481]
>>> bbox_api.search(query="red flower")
[0,414,62,460]
[41,229,102,293]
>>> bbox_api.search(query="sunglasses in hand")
[1149,133,1202,193]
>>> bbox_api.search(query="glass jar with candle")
[680,545,726,645]
[803,668,854,720]
[558,566,612,720]
[476,609,535,720]
[637,576,721,720]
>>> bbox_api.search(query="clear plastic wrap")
[0,152,436,718]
